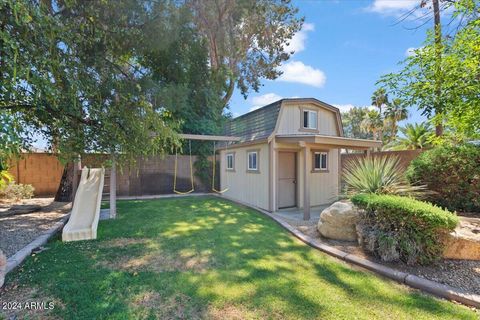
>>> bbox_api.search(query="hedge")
[406,144,480,213]
[351,194,458,264]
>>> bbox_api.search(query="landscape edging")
[5,213,70,275]
[216,194,480,309]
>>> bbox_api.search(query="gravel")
[0,198,70,258]
[290,223,480,296]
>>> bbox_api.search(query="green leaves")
[378,3,480,140]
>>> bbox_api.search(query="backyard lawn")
[1,196,477,319]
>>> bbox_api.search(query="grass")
[1,196,477,319]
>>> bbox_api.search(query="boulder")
[318,201,359,241]
[0,250,6,287]
[443,217,480,260]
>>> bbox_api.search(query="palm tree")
[371,88,389,115]
[371,88,389,141]
[361,110,383,141]
[389,123,432,150]
[384,98,409,142]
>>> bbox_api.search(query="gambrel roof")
[225,98,343,143]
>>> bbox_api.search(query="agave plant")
[343,155,426,197]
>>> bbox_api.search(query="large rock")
[0,250,6,287]
[443,217,480,260]
[318,201,359,241]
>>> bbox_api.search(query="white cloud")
[278,61,326,88]
[284,22,315,54]
[249,93,282,111]
[405,47,417,57]
[333,104,376,113]
[405,46,424,57]
[367,0,419,16]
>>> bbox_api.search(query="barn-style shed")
[220,98,381,219]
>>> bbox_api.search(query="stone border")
[215,194,480,309]
[5,213,70,275]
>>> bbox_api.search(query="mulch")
[294,223,480,295]
[0,199,71,258]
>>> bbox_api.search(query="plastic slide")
[62,168,105,242]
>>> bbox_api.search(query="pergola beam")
[179,134,241,142]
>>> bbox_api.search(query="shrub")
[406,144,480,213]
[351,193,458,265]
[0,183,35,200]
[0,170,13,190]
[343,155,426,196]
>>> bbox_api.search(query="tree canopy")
[378,0,480,141]
[0,0,303,164]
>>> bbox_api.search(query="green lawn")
[2,196,477,319]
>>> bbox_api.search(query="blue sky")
[228,0,434,125]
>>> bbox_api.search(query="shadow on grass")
[5,196,476,320]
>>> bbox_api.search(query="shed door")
[278,152,296,208]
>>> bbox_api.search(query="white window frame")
[247,151,259,172]
[226,153,235,171]
[303,110,318,130]
[313,152,328,171]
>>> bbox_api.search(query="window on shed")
[247,151,258,171]
[226,153,234,170]
[303,110,318,129]
[313,152,328,171]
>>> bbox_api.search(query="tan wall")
[341,149,423,173]
[7,153,211,198]
[220,143,270,210]
[296,148,340,208]
[8,153,65,196]
[276,103,339,136]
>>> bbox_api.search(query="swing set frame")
[173,134,241,195]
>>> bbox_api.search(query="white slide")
[62,168,105,242]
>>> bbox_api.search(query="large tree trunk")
[432,0,444,137]
[54,163,74,202]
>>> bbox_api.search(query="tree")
[188,0,303,107]
[342,107,373,139]
[0,0,180,163]
[379,0,480,140]
[389,123,432,150]
[384,98,409,143]
[361,110,383,141]
[370,88,389,141]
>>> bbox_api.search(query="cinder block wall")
[8,153,211,197]
[8,153,65,196]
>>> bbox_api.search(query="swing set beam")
[179,134,241,142]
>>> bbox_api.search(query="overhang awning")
[275,134,382,150]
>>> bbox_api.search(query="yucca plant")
[343,155,426,197]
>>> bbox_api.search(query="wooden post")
[303,144,310,221]
[110,153,117,219]
[71,155,81,203]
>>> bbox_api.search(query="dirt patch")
[207,304,255,320]
[0,198,70,258]
[0,282,64,320]
[130,291,203,319]
[98,238,214,273]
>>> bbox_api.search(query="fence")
[8,153,213,198]
[341,149,424,172]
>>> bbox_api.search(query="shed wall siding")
[276,104,339,136]
[220,143,270,210]
[297,148,339,207]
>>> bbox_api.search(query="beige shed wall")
[220,143,270,210]
[296,148,340,208]
[276,103,339,136]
